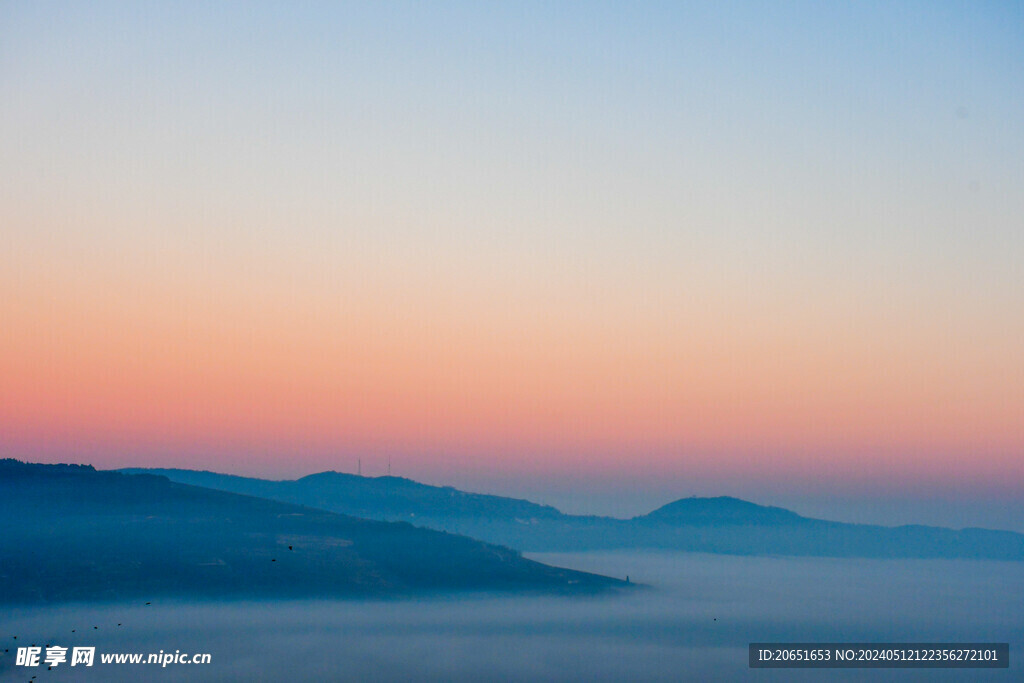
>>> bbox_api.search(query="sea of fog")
[2,552,1021,682]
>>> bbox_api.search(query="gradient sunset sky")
[2,1,1022,529]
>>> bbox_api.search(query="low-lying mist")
[2,552,1021,681]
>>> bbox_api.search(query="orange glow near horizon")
[2,248,1021,494]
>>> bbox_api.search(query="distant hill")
[0,460,624,604]
[641,496,805,526]
[122,467,1024,561]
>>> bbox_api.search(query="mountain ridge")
[0,459,625,604]
[118,466,1024,561]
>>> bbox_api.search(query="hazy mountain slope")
[121,468,562,521]
[120,467,1024,560]
[0,460,624,604]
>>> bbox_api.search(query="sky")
[1,1,1022,530]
